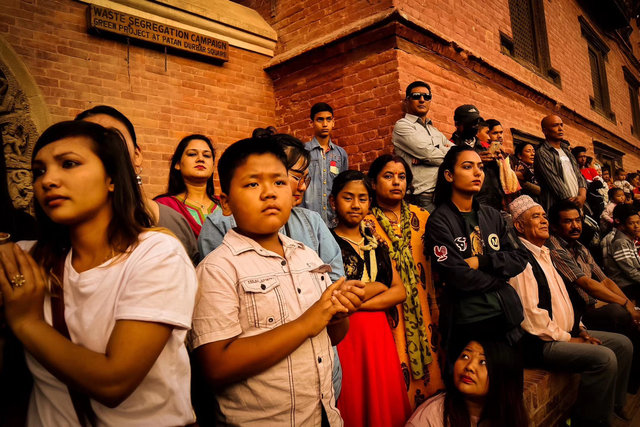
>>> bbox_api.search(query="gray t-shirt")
[556,147,579,198]
[157,203,199,264]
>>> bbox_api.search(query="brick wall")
[1,0,276,197]
[267,26,401,170]
[250,0,640,172]
[237,0,393,56]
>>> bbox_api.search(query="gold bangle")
[0,232,10,245]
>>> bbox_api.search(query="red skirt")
[337,311,412,427]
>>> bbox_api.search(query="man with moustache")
[393,81,452,212]
[508,195,632,426]
[534,115,587,212]
[546,200,640,391]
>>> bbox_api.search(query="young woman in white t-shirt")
[0,120,197,426]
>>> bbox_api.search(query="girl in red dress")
[330,170,412,427]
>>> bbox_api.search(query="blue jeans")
[541,330,632,425]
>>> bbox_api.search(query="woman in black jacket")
[425,146,528,354]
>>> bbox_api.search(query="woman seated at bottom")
[406,339,528,427]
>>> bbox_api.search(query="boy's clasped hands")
[300,276,366,337]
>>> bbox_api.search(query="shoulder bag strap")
[50,260,98,427]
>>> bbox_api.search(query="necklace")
[181,194,208,210]
[381,208,400,224]
[338,234,365,247]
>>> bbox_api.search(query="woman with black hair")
[76,105,199,263]
[406,339,528,427]
[0,121,197,425]
[363,154,444,410]
[511,142,540,201]
[425,146,527,352]
[155,134,219,238]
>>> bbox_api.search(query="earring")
[136,167,143,186]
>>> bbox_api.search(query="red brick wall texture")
[1,0,276,197]
[3,0,640,196]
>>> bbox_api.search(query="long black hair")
[75,105,139,149]
[443,338,528,427]
[366,154,413,205]
[30,121,152,278]
[157,134,217,202]
[433,145,479,207]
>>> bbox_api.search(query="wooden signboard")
[87,5,229,62]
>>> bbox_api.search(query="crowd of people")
[1,79,640,427]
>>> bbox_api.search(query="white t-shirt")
[406,393,479,427]
[555,147,580,198]
[19,231,197,426]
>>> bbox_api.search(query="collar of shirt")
[404,113,432,126]
[224,228,304,257]
[519,236,551,260]
[307,136,335,152]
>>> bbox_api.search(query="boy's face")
[219,153,292,238]
[621,214,640,238]
[617,171,627,181]
[476,126,490,143]
[311,111,334,138]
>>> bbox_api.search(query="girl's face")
[453,341,489,399]
[288,157,310,207]
[613,190,627,205]
[32,136,114,226]
[332,180,370,228]
[519,144,535,165]
[374,161,407,204]
[176,139,214,182]
[445,150,484,195]
[631,176,640,187]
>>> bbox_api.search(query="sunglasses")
[408,92,432,101]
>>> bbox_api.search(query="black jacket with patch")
[425,200,528,344]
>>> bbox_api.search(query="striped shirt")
[545,235,603,306]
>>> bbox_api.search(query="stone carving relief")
[0,61,38,213]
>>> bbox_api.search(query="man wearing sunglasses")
[392,80,452,213]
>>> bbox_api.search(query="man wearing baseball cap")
[451,104,483,148]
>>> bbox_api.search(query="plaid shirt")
[545,234,603,306]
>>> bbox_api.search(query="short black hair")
[478,120,489,130]
[613,203,639,225]
[75,105,138,149]
[484,119,501,130]
[514,142,534,157]
[571,146,587,158]
[310,102,333,120]
[217,137,288,195]
[405,81,431,98]
[331,170,372,199]
[548,199,580,226]
[608,187,624,200]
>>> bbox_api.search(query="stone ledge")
[524,369,580,427]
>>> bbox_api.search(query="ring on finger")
[10,273,25,288]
